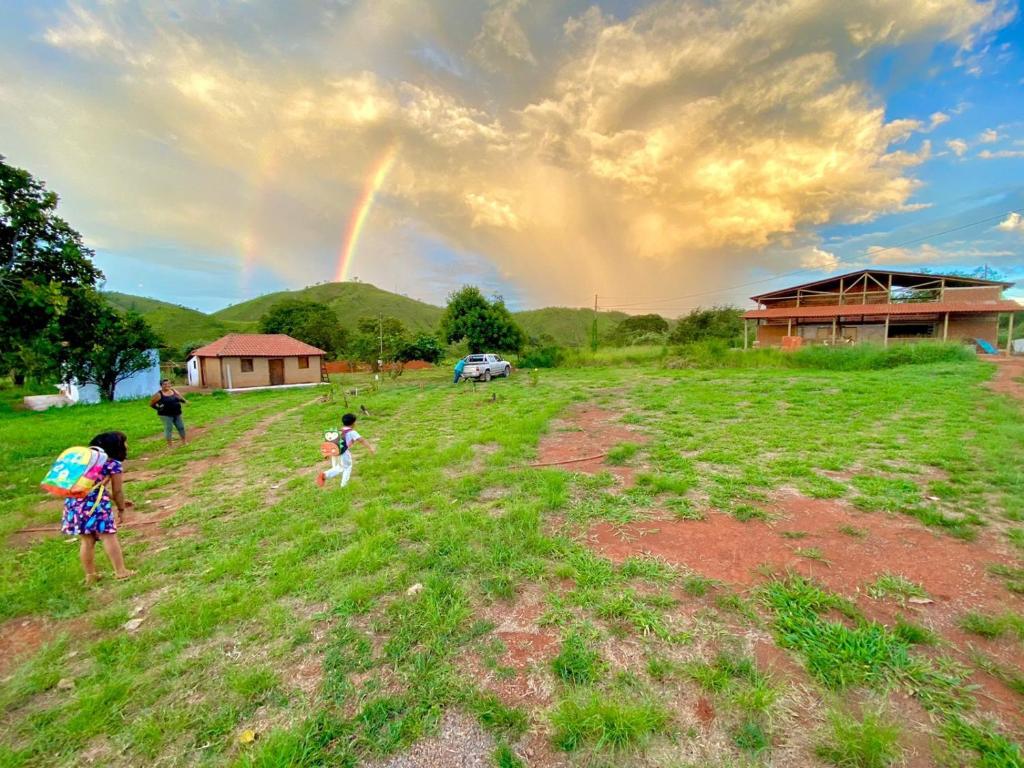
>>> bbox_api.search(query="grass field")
[1,357,1022,767]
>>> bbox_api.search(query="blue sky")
[2,0,1022,313]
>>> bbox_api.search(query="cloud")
[979,128,1000,143]
[866,242,1015,265]
[2,0,1013,309]
[997,212,1024,233]
[979,149,1024,159]
[801,247,841,271]
[946,138,969,156]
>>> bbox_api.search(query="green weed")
[867,574,928,603]
[815,708,902,768]
[550,692,671,752]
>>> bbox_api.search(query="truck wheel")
[504,365,511,377]
[483,370,491,382]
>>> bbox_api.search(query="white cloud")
[5,0,1012,307]
[801,247,841,271]
[997,212,1024,233]
[946,138,969,156]
[867,242,1015,265]
[979,128,1000,143]
[979,149,1024,159]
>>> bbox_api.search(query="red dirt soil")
[589,491,1024,730]
[984,356,1024,402]
[0,615,86,677]
[535,405,647,486]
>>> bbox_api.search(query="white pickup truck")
[460,354,511,381]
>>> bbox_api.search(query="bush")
[519,345,564,368]
[665,342,976,371]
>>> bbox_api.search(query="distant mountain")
[108,282,634,354]
[515,307,629,347]
[103,292,230,351]
[211,282,443,332]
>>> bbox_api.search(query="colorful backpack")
[320,427,352,457]
[40,446,108,498]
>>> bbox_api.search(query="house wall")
[201,357,223,388]
[756,324,788,346]
[212,355,322,389]
[947,314,999,346]
[943,286,1002,302]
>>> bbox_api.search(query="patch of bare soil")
[588,490,1024,729]
[364,711,495,768]
[0,615,87,677]
[983,356,1024,402]
[534,405,647,487]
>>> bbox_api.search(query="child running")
[60,431,135,584]
[317,413,375,488]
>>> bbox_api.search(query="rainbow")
[335,145,399,282]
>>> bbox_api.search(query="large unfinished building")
[743,269,1020,350]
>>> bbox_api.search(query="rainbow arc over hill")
[335,145,399,282]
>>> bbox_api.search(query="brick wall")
[947,314,999,346]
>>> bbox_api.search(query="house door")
[268,359,285,386]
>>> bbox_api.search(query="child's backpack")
[40,446,108,498]
[321,427,353,457]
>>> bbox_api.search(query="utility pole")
[591,293,599,352]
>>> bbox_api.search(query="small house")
[187,334,326,389]
[743,270,1021,351]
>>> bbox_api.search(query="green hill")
[103,292,230,353]
[106,283,638,355]
[211,282,443,332]
[514,307,629,347]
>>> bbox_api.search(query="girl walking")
[61,432,135,584]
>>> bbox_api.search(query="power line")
[597,208,1022,310]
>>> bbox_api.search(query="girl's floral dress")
[61,459,122,535]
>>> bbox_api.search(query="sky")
[2,0,1023,314]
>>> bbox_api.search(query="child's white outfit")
[324,428,360,486]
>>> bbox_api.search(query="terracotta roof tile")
[743,300,1022,320]
[189,334,325,358]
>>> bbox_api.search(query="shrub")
[519,345,564,368]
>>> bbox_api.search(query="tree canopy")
[606,313,670,346]
[439,286,524,353]
[61,291,161,400]
[258,299,348,359]
[669,306,744,346]
[1,155,104,381]
[348,316,409,368]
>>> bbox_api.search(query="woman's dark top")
[155,392,183,417]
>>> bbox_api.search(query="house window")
[241,358,254,372]
[297,356,310,369]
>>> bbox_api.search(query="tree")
[62,293,161,400]
[349,316,409,369]
[606,314,670,346]
[440,286,525,353]
[397,334,443,364]
[1,156,103,382]
[259,299,348,359]
[669,306,744,346]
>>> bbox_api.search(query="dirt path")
[534,405,647,487]
[9,396,320,545]
[983,355,1024,401]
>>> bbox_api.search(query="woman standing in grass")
[61,432,135,584]
[150,379,188,446]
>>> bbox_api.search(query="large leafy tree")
[348,316,409,369]
[1,155,103,381]
[606,313,670,345]
[258,299,348,359]
[397,333,443,364]
[439,286,524,353]
[62,290,161,400]
[669,306,744,346]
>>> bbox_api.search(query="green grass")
[959,611,1024,641]
[815,708,903,768]
[2,357,1023,766]
[866,573,928,603]
[550,692,671,752]
[552,629,605,685]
